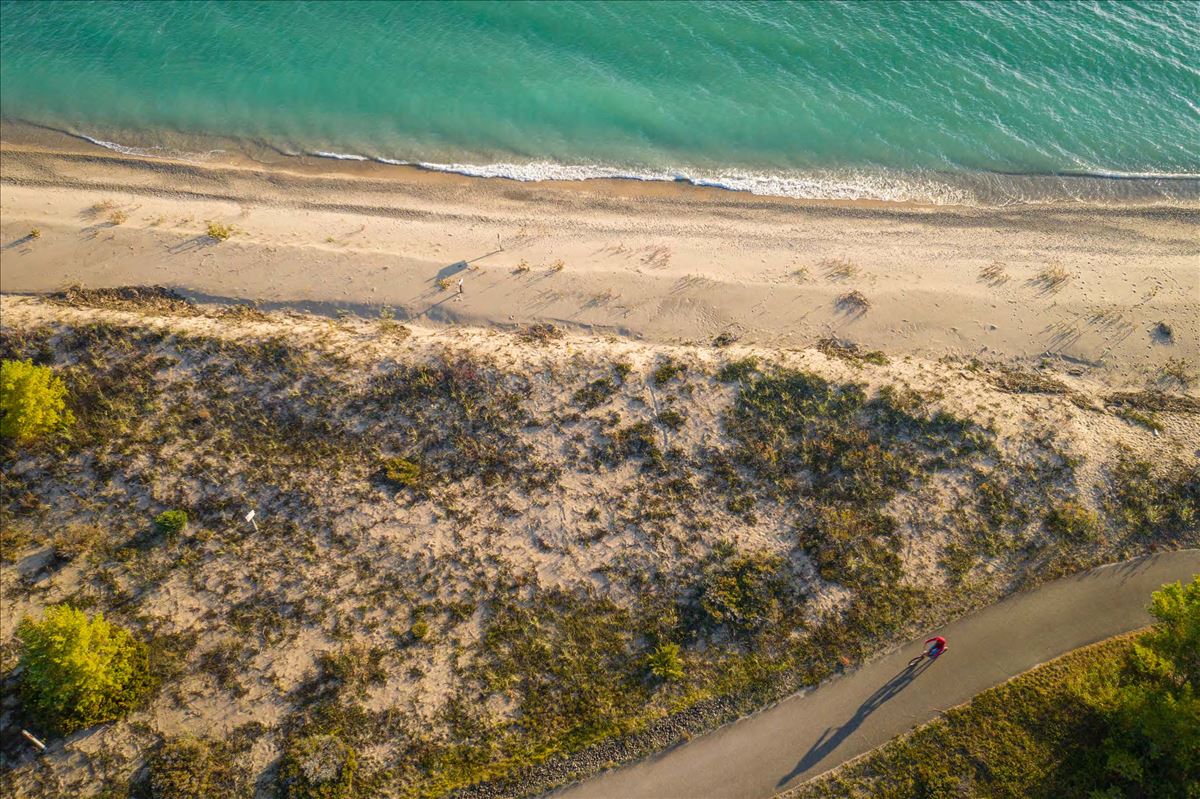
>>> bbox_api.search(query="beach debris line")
[517,322,564,344]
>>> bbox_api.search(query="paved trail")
[552,550,1200,799]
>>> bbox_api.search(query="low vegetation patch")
[1114,406,1163,433]
[1043,500,1100,542]
[277,734,358,799]
[148,736,243,799]
[1106,455,1198,543]
[0,298,1194,799]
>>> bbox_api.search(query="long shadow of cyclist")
[776,656,935,788]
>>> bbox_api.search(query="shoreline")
[2,133,1197,389]
[5,118,1199,209]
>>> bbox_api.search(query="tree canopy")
[0,358,73,443]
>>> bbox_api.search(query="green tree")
[1132,577,1199,691]
[1098,577,1200,798]
[0,359,73,443]
[16,604,152,734]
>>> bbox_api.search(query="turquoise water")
[2,0,1198,203]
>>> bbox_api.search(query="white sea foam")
[79,133,164,158]
[77,132,223,162]
[399,159,974,204]
[73,131,1196,206]
[312,150,371,161]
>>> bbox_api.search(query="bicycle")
[908,644,947,668]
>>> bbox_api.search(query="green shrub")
[798,504,900,589]
[0,358,74,443]
[1044,501,1100,541]
[696,542,790,640]
[149,736,241,799]
[652,358,683,385]
[205,221,233,241]
[16,604,152,734]
[410,620,430,640]
[573,378,618,410]
[382,456,422,487]
[277,734,357,799]
[154,509,188,536]
[646,642,684,681]
[657,407,686,430]
[716,356,759,383]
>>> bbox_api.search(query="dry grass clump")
[1114,407,1163,433]
[1031,261,1072,292]
[109,209,128,225]
[550,259,566,272]
[835,290,871,314]
[1159,357,1194,389]
[979,261,1008,285]
[821,258,860,280]
[27,228,41,240]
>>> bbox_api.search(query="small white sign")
[245,510,256,522]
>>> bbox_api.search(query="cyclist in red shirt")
[925,636,948,658]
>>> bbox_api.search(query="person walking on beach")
[456,277,464,300]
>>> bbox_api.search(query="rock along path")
[551,549,1200,799]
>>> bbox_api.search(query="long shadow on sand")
[776,657,935,788]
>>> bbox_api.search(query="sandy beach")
[2,130,1196,388]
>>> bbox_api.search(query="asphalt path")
[551,549,1200,799]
